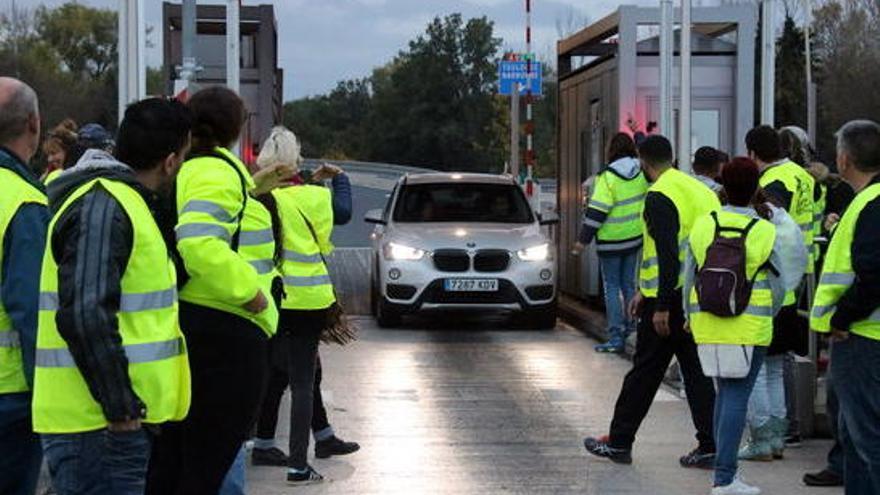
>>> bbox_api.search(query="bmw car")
[365,173,558,328]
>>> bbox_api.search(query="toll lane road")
[247,316,838,495]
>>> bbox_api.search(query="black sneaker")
[583,436,632,464]
[315,436,361,459]
[803,469,844,487]
[785,434,803,448]
[679,447,715,469]
[287,465,324,486]
[251,447,289,467]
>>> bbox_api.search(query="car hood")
[386,223,548,252]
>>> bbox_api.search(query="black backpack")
[695,212,760,317]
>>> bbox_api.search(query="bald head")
[0,77,40,161]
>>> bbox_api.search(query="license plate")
[444,278,499,292]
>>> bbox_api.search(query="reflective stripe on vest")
[811,182,880,339]
[0,330,20,348]
[39,288,176,313]
[175,223,231,242]
[588,167,649,243]
[36,337,184,368]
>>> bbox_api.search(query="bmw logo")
[466,242,476,248]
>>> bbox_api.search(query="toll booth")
[556,4,756,300]
[162,2,283,162]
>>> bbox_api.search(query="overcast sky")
[10,0,747,101]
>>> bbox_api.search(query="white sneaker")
[711,477,761,495]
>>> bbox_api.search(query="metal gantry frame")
[118,0,146,122]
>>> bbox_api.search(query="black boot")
[315,436,360,459]
[251,447,289,466]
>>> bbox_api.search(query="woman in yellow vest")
[40,119,77,184]
[34,99,192,494]
[575,133,648,353]
[145,87,282,495]
[685,157,784,495]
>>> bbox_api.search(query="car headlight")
[384,242,425,261]
[517,243,551,261]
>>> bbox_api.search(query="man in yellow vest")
[811,120,880,495]
[33,98,193,494]
[0,77,49,495]
[584,135,720,469]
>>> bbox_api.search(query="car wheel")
[376,297,403,328]
[523,302,557,330]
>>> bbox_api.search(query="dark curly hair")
[187,86,246,155]
[606,132,638,164]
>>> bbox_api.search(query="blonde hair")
[257,126,301,172]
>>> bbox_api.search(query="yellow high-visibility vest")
[43,169,62,185]
[760,160,816,278]
[586,165,648,250]
[639,168,721,297]
[33,178,190,433]
[273,185,336,311]
[688,210,776,345]
[175,147,278,336]
[0,168,47,394]
[811,182,880,340]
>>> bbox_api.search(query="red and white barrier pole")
[524,0,535,198]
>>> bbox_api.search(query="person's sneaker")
[594,340,625,353]
[784,434,803,448]
[803,469,844,487]
[251,447,289,467]
[711,477,761,495]
[315,436,361,459]
[287,465,324,486]
[583,436,632,464]
[679,447,715,469]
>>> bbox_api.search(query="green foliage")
[811,0,880,160]
[0,1,119,139]
[775,15,807,128]
[282,13,558,176]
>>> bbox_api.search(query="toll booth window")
[393,184,534,224]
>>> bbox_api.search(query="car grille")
[473,250,510,272]
[432,249,470,272]
[421,279,520,304]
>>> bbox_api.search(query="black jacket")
[643,191,681,311]
[47,149,162,423]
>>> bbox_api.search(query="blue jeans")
[832,334,880,495]
[747,354,786,428]
[0,393,42,495]
[43,428,151,495]
[714,346,766,486]
[219,444,247,495]
[598,251,638,338]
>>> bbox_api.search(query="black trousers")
[146,302,268,495]
[608,297,716,451]
[255,337,331,441]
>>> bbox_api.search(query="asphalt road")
[246,316,836,495]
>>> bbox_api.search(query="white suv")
[365,173,558,328]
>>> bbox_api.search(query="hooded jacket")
[46,149,163,422]
[579,157,646,252]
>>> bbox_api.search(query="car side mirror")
[365,208,386,225]
[539,212,559,226]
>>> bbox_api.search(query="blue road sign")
[498,60,543,96]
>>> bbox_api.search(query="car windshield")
[393,182,534,223]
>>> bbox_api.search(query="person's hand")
[831,328,849,342]
[312,163,344,182]
[628,292,644,319]
[243,290,269,314]
[824,213,840,232]
[571,242,585,256]
[108,418,141,432]
[683,321,691,334]
[653,310,671,337]
[252,163,298,195]
[626,114,640,134]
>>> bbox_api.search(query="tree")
[366,14,504,171]
[811,0,880,160]
[35,3,117,80]
[774,14,807,128]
